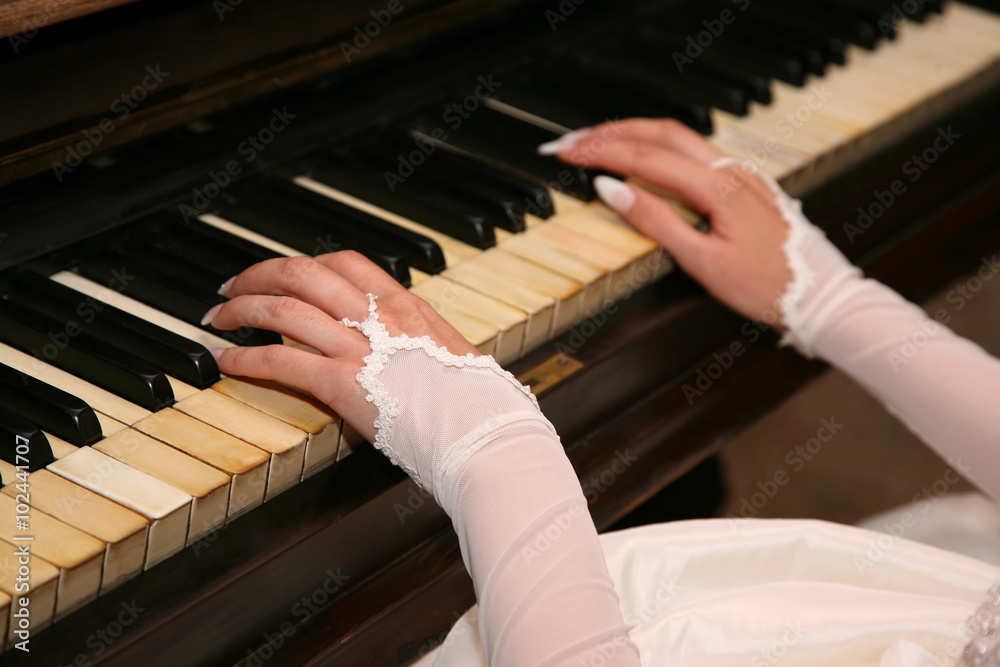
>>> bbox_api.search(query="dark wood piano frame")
[2,1,1000,665]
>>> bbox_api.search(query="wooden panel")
[0,0,140,38]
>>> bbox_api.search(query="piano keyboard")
[2,0,1000,652]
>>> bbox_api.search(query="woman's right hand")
[544,118,798,329]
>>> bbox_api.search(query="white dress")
[343,166,1000,667]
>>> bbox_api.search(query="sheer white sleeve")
[747,166,1000,503]
[342,297,639,667]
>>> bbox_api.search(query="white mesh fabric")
[722,167,1000,501]
[344,295,639,666]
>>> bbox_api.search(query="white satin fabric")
[415,518,1000,667]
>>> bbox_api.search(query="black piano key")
[580,46,752,116]
[303,150,497,249]
[812,1,897,41]
[0,299,174,411]
[0,407,54,473]
[0,361,103,446]
[504,62,715,134]
[408,106,600,200]
[707,38,807,86]
[637,17,807,86]
[346,135,529,233]
[845,0,930,23]
[7,271,220,389]
[227,176,444,274]
[756,0,883,47]
[636,29,775,102]
[182,218,286,265]
[76,251,281,346]
[116,238,232,296]
[213,192,414,285]
[486,82,605,133]
[728,21,836,72]
[381,130,556,218]
[140,216,274,281]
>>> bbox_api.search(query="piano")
[2,0,1000,663]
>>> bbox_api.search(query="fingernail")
[217,276,235,296]
[208,347,224,362]
[200,303,222,326]
[594,176,636,214]
[537,128,591,155]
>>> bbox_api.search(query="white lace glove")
[752,164,1000,503]
[343,297,640,667]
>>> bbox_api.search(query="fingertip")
[536,128,591,156]
[200,303,222,326]
[218,276,235,296]
[594,176,637,214]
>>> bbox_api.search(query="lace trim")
[341,294,539,488]
[709,157,816,354]
[959,580,1000,667]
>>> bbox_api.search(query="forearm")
[445,418,638,666]
[805,275,1000,501]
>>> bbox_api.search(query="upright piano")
[2,0,1000,664]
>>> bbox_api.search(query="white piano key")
[0,494,105,620]
[49,447,192,568]
[3,470,148,594]
[134,409,269,520]
[93,428,230,545]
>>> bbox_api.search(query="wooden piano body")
[2,0,1000,664]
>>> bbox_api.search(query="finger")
[569,119,726,166]
[219,256,370,323]
[211,344,364,412]
[593,176,713,274]
[203,295,369,358]
[561,140,726,215]
[312,250,409,300]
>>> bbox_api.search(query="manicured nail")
[218,276,235,296]
[537,128,591,155]
[594,176,636,214]
[208,347,224,362]
[200,303,222,326]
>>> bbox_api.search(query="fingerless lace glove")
[343,297,640,666]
